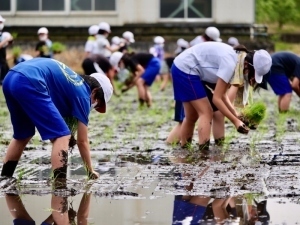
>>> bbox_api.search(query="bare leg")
[51,135,70,179]
[212,198,230,223]
[181,103,198,146]
[166,123,182,144]
[212,111,225,141]
[135,78,147,103]
[181,98,213,146]
[1,137,32,177]
[145,85,152,107]
[5,194,34,221]
[160,73,170,91]
[278,93,292,112]
[51,195,69,224]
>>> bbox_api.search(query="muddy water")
[1,83,300,224]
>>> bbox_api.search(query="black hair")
[203,34,213,42]
[121,52,135,66]
[98,29,108,35]
[234,45,259,91]
[80,75,105,104]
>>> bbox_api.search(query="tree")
[256,0,299,29]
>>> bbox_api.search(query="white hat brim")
[255,72,263,84]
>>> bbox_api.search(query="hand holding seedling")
[88,170,99,180]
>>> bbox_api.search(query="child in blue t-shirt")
[1,58,113,180]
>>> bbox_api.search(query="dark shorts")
[0,62,9,82]
[141,57,161,86]
[3,71,70,140]
[173,82,218,123]
[202,81,218,112]
[172,199,207,225]
[267,73,292,95]
[171,64,207,102]
[13,219,36,225]
[13,219,51,225]
[174,100,185,122]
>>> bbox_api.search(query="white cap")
[0,15,5,22]
[99,22,111,33]
[154,36,165,44]
[205,27,222,42]
[37,27,49,35]
[228,37,239,47]
[111,36,121,45]
[177,38,189,48]
[90,73,113,113]
[109,52,123,71]
[149,47,157,57]
[88,25,99,35]
[2,32,11,40]
[253,50,272,84]
[122,31,135,43]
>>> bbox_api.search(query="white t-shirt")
[173,42,238,84]
[84,39,96,53]
[189,35,205,47]
[92,34,111,58]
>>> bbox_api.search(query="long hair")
[234,45,259,91]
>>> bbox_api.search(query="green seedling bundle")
[64,117,78,149]
[240,102,267,128]
[51,42,66,54]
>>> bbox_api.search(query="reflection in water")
[5,180,92,225]
[169,149,270,225]
[1,148,300,224]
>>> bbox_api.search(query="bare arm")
[122,64,145,92]
[77,193,92,225]
[76,121,94,174]
[213,78,245,130]
[222,93,238,117]
[106,45,119,53]
[0,37,12,48]
[292,77,300,97]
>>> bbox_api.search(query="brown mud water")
[0,82,300,224]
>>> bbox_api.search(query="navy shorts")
[13,219,36,225]
[202,81,219,112]
[13,219,51,225]
[267,73,292,95]
[141,57,161,86]
[174,100,185,122]
[3,71,71,140]
[172,199,206,224]
[173,82,218,123]
[171,64,206,102]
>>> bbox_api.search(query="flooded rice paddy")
[0,83,300,224]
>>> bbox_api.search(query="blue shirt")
[271,52,300,78]
[10,58,91,125]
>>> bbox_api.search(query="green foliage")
[256,0,299,29]
[241,102,267,126]
[12,46,22,57]
[51,42,66,53]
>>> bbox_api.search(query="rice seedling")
[240,102,267,128]
[51,42,66,54]
[63,117,78,149]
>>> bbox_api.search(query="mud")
[0,83,300,224]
